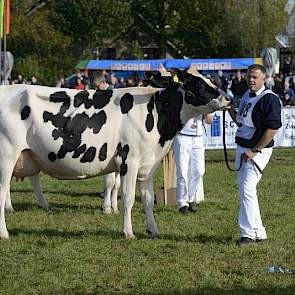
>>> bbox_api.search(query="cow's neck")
[180,101,215,123]
[154,83,184,147]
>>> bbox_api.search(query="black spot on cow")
[145,114,154,132]
[20,106,30,120]
[73,144,87,158]
[145,97,154,132]
[88,111,107,134]
[80,146,96,163]
[154,84,184,146]
[43,92,71,130]
[74,91,92,109]
[116,143,130,176]
[120,93,134,114]
[53,112,90,159]
[49,91,70,103]
[116,143,129,161]
[57,145,68,159]
[44,90,107,161]
[52,129,60,140]
[99,143,108,161]
[93,90,113,109]
[49,91,71,115]
[73,90,113,110]
[120,163,128,176]
[45,92,72,161]
[48,152,57,162]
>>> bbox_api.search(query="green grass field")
[1,148,295,295]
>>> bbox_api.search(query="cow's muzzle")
[217,88,232,101]
[216,88,233,108]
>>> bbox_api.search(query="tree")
[130,0,181,58]
[5,0,292,84]
[49,0,133,47]
[170,1,225,58]
[132,0,290,58]
[222,0,290,57]
[7,1,74,84]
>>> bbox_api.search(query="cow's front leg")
[29,175,49,210]
[121,164,138,239]
[139,178,160,238]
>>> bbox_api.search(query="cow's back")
[0,85,164,179]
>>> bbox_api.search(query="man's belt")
[179,133,202,137]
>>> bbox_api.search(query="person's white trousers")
[173,134,205,208]
[235,145,272,240]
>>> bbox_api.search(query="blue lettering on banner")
[204,108,295,150]
[211,114,221,137]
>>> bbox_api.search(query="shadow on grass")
[160,232,235,244]
[11,188,104,198]
[9,227,123,239]
[8,226,234,245]
[9,201,102,211]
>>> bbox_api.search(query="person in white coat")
[173,114,212,214]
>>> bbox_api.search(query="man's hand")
[242,150,257,161]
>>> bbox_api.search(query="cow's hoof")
[102,207,112,214]
[5,207,14,213]
[124,232,135,240]
[38,204,49,210]
[0,231,9,240]
[146,229,160,238]
[112,208,119,214]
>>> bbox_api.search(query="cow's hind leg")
[29,175,49,210]
[121,164,138,239]
[0,158,16,240]
[139,177,160,238]
[102,173,115,214]
[111,172,120,214]
[5,190,14,213]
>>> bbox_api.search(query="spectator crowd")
[9,57,295,108]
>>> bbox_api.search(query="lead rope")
[222,110,243,172]
[222,110,263,175]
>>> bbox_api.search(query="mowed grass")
[1,148,295,295]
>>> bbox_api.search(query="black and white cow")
[0,67,230,240]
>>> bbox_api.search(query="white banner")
[204,107,295,149]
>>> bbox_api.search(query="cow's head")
[152,65,232,147]
[177,66,232,121]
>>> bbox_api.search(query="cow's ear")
[187,65,199,76]
[158,64,171,77]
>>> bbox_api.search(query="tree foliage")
[7,1,74,84]
[132,0,290,58]
[221,0,290,57]
[49,0,133,46]
[5,0,292,84]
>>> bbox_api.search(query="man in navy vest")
[228,64,282,246]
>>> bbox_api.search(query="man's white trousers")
[235,145,272,240]
[173,134,205,208]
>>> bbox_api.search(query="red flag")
[5,0,10,34]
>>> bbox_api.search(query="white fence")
[204,107,295,149]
